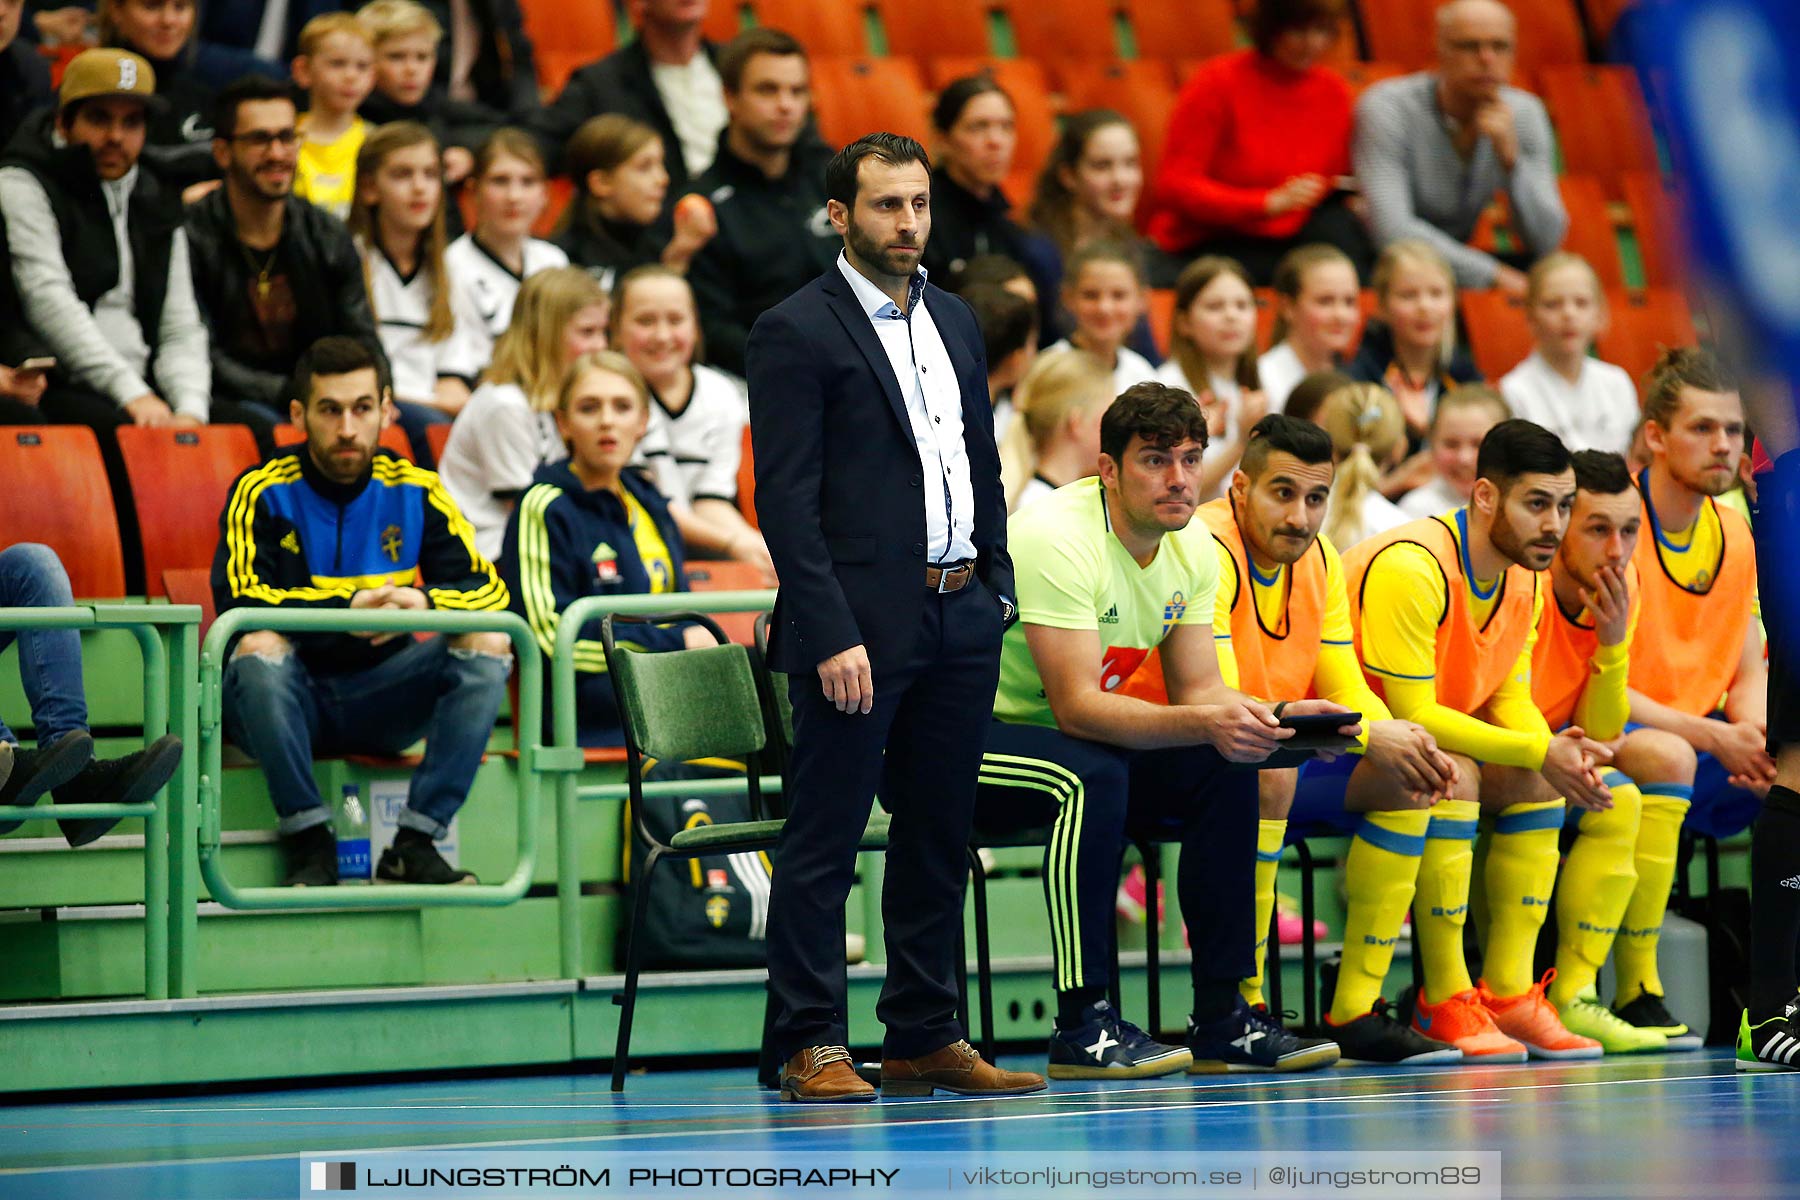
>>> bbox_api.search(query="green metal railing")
[547,590,783,978]
[192,608,544,935]
[0,602,200,1000]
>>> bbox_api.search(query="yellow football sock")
[1614,786,1692,1006]
[1241,819,1287,1007]
[1329,808,1430,1024]
[1550,776,1643,1008]
[1416,798,1480,1001]
[1482,798,1565,998]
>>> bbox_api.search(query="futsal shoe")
[1186,997,1340,1073]
[0,730,92,836]
[1737,1000,1800,1072]
[1613,990,1703,1050]
[880,1040,1047,1096]
[780,1046,877,1102]
[1046,999,1191,1080]
[1478,972,1602,1060]
[1326,1001,1463,1065]
[1409,987,1527,1063]
[1556,989,1667,1054]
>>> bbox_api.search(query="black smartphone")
[1279,711,1361,737]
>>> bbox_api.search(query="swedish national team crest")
[1162,591,1187,636]
[704,895,731,928]
[380,524,403,563]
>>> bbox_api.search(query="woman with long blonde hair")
[1315,382,1409,548]
[437,266,611,557]
[999,348,1115,511]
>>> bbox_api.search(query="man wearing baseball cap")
[0,47,249,592]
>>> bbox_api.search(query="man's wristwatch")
[999,594,1018,629]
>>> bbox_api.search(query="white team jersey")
[437,380,569,560]
[359,238,486,403]
[1045,338,1159,398]
[634,363,749,510]
[445,234,570,365]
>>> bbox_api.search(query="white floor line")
[0,1069,1755,1178]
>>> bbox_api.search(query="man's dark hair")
[947,254,1029,294]
[292,336,390,407]
[825,132,932,207]
[961,283,1036,367]
[1476,418,1573,491]
[212,74,296,140]
[1100,382,1210,463]
[1239,413,1334,478]
[1570,449,1633,496]
[718,27,807,93]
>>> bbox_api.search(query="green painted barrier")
[0,602,200,1000]
[189,607,545,990]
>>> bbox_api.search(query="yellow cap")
[58,48,161,113]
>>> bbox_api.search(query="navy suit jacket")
[748,266,1014,679]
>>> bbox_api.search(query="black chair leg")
[967,849,997,1062]
[1266,884,1284,1016]
[612,848,663,1092]
[1140,842,1163,1036]
[1295,839,1318,1031]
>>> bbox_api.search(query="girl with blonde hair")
[1500,251,1637,454]
[999,348,1116,511]
[438,266,611,556]
[1315,382,1409,548]
[1349,239,1479,443]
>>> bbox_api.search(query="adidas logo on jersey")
[1781,875,1800,890]
[1100,605,1120,625]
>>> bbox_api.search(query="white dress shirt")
[836,252,977,564]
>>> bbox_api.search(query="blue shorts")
[1287,754,1361,837]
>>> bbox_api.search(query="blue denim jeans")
[0,543,87,746]
[222,634,509,837]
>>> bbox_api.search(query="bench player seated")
[1528,450,1697,1052]
[1625,350,1766,1048]
[1202,415,1465,1065]
[1342,419,1615,1062]
[976,383,1347,1080]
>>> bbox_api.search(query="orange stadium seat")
[750,0,869,55]
[925,58,1056,203]
[161,567,218,639]
[1461,288,1535,382]
[0,426,126,599]
[1003,0,1121,61]
[810,56,932,148]
[686,559,768,645]
[736,424,757,529]
[1597,286,1697,388]
[272,422,415,461]
[1538,65,1659,186]
[1336,60,1408,99]
[1123,0,1240,64]
[1620,170,1688,289]
[874,0,992,58]
[1147,287,1176,356]
[1558,174,1626,289]
[426,422,453,466]
[1360,0,1584,78]
[704,2,749,42]
[1580,0,1635,45]
[519,0,615,95]
[116,426,260,598]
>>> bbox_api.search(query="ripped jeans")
[222,635,510,837]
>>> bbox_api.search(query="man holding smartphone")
[1196,414,1461,1065]
[974,383,1348,1082]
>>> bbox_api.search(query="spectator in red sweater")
[1146,0,1370,285]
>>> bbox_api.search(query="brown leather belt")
[926,560,975,593]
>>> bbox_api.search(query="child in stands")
[292,12,376,220]
[552,114,717,290]
[1043,240,1158,395]
[1399,385,1512,518]
[446,128,569,365]
[610,265,772,583]
[1501,252,1639,455]
[998,348,1114,512]
[1157,255,1269,500]
[1350,239,1479,445]
[1258,243,1362,412]
[439,266,611,558]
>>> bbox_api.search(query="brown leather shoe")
[880,1039,1048,1097]
[779,1046,877,1103]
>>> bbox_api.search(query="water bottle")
[337,784,372,884]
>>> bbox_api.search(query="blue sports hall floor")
[2,1048,1796,1199]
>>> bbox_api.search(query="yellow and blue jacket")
[211,448,508,675]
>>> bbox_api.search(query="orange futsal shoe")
[1411,987,1528,1063]
[1479,970,1603,1061]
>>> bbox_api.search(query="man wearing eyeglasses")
[184,74,379,454]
